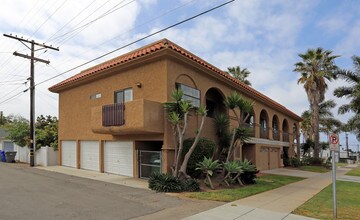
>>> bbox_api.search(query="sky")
[0,0,359,150]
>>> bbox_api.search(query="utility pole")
[3,33,59,167]
[346,133,349,158]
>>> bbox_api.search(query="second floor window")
[114,88,133,103]
[176,83,200,107]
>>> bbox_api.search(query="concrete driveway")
[0,163,222,220]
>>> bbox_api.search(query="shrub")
[148,172,183,192]
[182,138,216,178]
[148,172,200,192]
[238,159,258,184]
[290,157,301,167]
[182,178,200,192]
[302,157,323,166]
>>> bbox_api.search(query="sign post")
[329,133,339,219]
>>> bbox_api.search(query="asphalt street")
[0,163,221,220]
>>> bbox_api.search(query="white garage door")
[61,141,76,168]
[104,141,133,177]
[80,141,100,171]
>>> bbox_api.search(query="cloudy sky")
[0,0,359,149]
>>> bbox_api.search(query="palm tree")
[334,55,360,140]
[301,100,342,150]
[294,48,339,158]
[226,66,252,86]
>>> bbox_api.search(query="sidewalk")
[184,168,348,220]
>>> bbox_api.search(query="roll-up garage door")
[104,141,133,177]
[61,141,77,168]
[80,141,100,172]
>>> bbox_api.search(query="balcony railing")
[241,123,255,137]
[273,130,280,141]
[102,103,125,126]
[260,127,268,139]
[282,132,289,142]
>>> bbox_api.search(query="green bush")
[148,172,183,192]
[148,172,200,192]
[302,157,323,166]
[182,138,216,178]
[290,157,301,167]
[238,159,258,184]
[182,178,200,192]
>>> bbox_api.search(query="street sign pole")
[330,133,339,219]
[332,149,337,219]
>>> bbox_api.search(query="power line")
[36,0,235,87]
[46,0,98,43]
[56,0,135,46]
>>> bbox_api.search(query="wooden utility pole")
[3,33,59,167]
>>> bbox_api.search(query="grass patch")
[346,166,360,177]
[299,166,330,173]
[336,162,348,167]
[293,181,360,220]
[184,174,304,202]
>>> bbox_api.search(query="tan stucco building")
[49,39,301,178]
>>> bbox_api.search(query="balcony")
[242,123,255,137]
[272,129,280,141]
[282,132,290,142]
[260,127,269,139]
[91,99,164,135]
[102,103,125,126]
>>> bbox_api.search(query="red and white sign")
[329,133,339,151]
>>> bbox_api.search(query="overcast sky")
[0,0,359,149]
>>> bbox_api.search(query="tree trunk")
[312,94,320,158]
[178,114,206,177]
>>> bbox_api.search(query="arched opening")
[282,119,289,142]
[260,110,269,139]
[242,109,255,137]
[205,88,226,118]
[272,115,280,141]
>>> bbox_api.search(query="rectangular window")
[90,93,101,100]
[114,88,133,103]
[176,83,200,107]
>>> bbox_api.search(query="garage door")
[104,141,133,177]
[80,141,100,171]
[62,141,77,168]
[259,147,280,170]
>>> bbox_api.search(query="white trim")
[247,137,290,147]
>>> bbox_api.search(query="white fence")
[14,146,58,166]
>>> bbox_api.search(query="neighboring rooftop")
[49,39,302,121]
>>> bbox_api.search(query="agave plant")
[196,157,221,190]
[222,160,243,186]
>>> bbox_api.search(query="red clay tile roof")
[49,39,302,121]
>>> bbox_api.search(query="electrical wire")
[36,0,235,87]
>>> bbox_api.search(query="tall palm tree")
[334,55,360,140]
[294,48,339,158]
[226,66,252,86]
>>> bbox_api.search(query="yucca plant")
[238,159,258,184]
[223,160,243,186]
[196,157,221,190]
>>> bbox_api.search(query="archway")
[260,110,269,139]
[205,88,226,118]
[272,115,280,141]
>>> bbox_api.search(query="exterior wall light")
[136,82,142,88]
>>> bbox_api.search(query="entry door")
[80,141,100,171]
[104,141,133,177]
[259,147,270,170]
[61,141,77,168]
